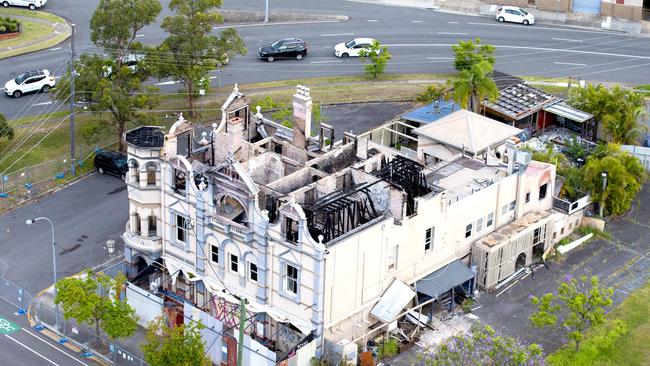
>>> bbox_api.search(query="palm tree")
[452,60,498,113]
[416,83,451,104]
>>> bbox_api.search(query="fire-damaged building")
[121,84,587,365]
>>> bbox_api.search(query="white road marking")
[448,21,459,24]
[384,43,650,59]
[50,47,62,51]
[5,334,61,366]
[411,20,422,23]
[33,102,53,106]
[554,61,588,66]
[321,33,354,37]
[436,32,468,35]
[310,60,343,64]
[426,57,453,60]
[465,21,628,35]
[367,19,378,22]
[551,37,583,42]
[213,20,340,29]
[135,34,145,38]
[154,80,178,86]
[22,329,89,366]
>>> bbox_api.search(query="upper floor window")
[486,212,494,227]
[424,227,433,252]
[175,214,188,243]
[229,253,239,273]
[249,263,258,283]
[284,263,298,295]
[211,245,219,264]
[539,183,548,200]
[465,223,473,238]
[173,168,187,195]
[387,245,398,271]
[285,217,299,244]
[146,165,157,186]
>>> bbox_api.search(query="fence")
[0,275,35,315]
[0,140,118,213]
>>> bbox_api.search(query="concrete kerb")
[219,9,348,25]
[0,10,72,60]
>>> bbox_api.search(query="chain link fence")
[0,276,35,315]
[0,141,117,213]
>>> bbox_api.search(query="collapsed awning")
[415,260,475,299]
[370,279,416,323]
[543,102,593,123]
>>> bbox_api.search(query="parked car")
[94,150,128,180]
[334,38,379,58]
[258,38,308,62]
[2,0,47,10]
[4,69,55,98]
[496,6,535,25]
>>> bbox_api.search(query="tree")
[570,84,648,144]
[452,60,498,113]
[359,40,391,79]
[581,145,644,216]
[530,275,613,352]
[142,317,210,366]
[55,271,138,341]
[56,0,162,152]
[0,113,14,140]
[416,83,451,104]
[152,0,246,117]
[452,38,496,72]
[418,323,544,365]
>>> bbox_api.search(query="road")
[1,0,650,119]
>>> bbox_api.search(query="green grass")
[0,9,69,59]
[547,280,650,366]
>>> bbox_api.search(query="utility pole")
[69,23,76,176]
[264,0,269,23]
[237,298,246,366]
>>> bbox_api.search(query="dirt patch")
[219,9,347,24]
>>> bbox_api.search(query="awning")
[370,279,416,323]
[543,102,593,123]
[415,260,475,299]
[163,256,202,285]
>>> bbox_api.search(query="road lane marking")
[321,33,354,37]
[436,32,468,35]
[154,80,178,86]
[383,43,650,59]
[426,57,453,60]
[310,60,343,64]
[411,20,422,23]
[213,19,341,29]
[33,102,54,107]
[22,328,89,366]
[367,19,378,22]
[552,37,583,42]
[50,47,62,51]
[554,61,588,66]
[5,334,61,366]
[135,34,145,38]
[448,21,459,24]
[465,21,632,35]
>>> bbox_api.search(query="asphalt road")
[1,0,650,119]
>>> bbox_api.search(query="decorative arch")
[142,161,159,186]
[214,193,248,225]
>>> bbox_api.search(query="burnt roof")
[491,71,524,90]
[125,126,165,149]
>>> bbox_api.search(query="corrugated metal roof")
[543,102,593,123]
[402,100,461,124]
[414,260,475,299]
[370,279,416,323]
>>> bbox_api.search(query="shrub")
[8,23,17,32]
[0,26,5,33]
[377,338,399,360]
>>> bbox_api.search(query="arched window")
[132,212,141,235]
[216,195,247,224]
[146,164,157,186]
[129,160,140,185]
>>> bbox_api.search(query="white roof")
[413,110,522,154]
[370,279,416,323]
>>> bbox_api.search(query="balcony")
[553,193,591,215]
[208,215,254,243]
[122,222,162,254]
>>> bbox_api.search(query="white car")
[334,38,379,58]
[2,0,47,10]
[4,69,55,98]
[496,6,535,25]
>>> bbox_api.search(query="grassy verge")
[0,9,70,59]
[547,280,650,365]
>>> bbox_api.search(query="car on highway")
[258,38,308,62]
[334,38,379,58]
[4,69,55,98]
[2,0,47,10]
[94,150,128,180]
[496,6,535,25]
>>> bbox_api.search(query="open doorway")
[644,0,650,21]
[515,252,527,270]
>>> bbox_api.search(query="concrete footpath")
[348,0,649,34]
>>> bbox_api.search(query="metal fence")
[0,140,117,212]
[0,276,35,315]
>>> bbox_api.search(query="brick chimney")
[292,85,313,148]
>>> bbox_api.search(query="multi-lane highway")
[1,0,650,119]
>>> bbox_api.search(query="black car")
[94,150,128,180]
[258,38,307,62]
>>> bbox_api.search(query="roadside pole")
[69,23,76,176]
[237,298,246,366]
[264,0,269,22]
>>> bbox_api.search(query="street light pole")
[264,0,269,23]
[26,217,60,330]
[600,172,608,218]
